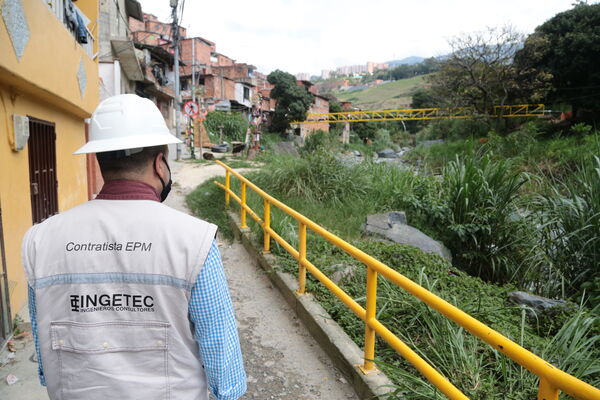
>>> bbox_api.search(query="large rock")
[508,291,578,334]
[377,148,398,158]
[363,212,452,262]
[366,211,407,229]
[330,263,357,284]
[508,291,571,317]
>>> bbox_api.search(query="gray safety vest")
[22,199,217,400]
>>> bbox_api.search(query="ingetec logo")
[70,293,155,313]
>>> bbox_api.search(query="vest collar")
[96,180,161,202]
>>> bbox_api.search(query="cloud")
[138,0,576,75]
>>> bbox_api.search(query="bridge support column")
[342,122,350,144]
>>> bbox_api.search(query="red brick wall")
[216,54,234,66]
[224,78,235,100]
[132,31,169,46]
[213,64,252,80]
[129,16,145,32]
[302,96,329,135]
[204,76,235,100]
[180,38,213,75]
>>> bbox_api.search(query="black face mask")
[155,156,172,202]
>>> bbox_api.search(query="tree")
[267,70,314,132]
[411,88,438,109]
[430,27,525,113]
[516,3,600,120]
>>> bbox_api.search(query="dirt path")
[166,161,359,399]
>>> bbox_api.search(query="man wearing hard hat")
[22,94,247,400]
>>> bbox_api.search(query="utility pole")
[171,0,182,160]
[192,38,195,103]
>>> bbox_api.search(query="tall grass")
[253,150,369,206]
[536,156,600,305]
[439,155,532,284]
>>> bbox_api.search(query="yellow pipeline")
[214,161,600,400]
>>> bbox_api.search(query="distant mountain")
[387,56,425,67]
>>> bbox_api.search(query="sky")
[138,0,580,76]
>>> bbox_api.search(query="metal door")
[28,117,58,224]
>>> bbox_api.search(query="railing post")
[225,170,230,208]
[263,199,271,253]
[538,379,559,400]
[297,222,307,295]
[240,182,247,228]
[361,265,378,374]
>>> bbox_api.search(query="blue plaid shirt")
[29,240,246,400]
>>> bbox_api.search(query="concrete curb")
[227,211,395,400]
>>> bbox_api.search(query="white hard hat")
[74,94,182,154]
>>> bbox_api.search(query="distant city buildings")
[295,72,311,81]
[317,62,389,80]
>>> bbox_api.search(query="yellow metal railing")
[291,104,548,124]
[213,160,600,400]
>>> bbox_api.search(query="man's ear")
[153,152,165,174]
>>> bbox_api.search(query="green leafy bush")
[438,155,532,284]
[204,111,249,142]
[301,129,341,154]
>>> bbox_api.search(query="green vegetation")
[335,75,428,110]
[204,111,249,142]
[267,70,314,131]
[516,3,600,119]
[186,143,600,399]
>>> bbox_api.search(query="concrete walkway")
[0,160,358,400]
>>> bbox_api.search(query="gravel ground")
[166,160,359,399]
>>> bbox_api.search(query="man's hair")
[96,145,168,177]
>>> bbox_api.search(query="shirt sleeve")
[189,240,247,400]
[28,284,46,387]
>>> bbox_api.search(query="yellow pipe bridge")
[292,104,548,124]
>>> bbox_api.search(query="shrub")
[204,111,249,142]
[301,129,341,154]
[373,128,395,151]
[439,155,532,284]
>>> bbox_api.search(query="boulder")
[508,291,571,317]
[366,211,407,230]
[363,212,452,262]
[377,148,398,158]
[330,264,356,284]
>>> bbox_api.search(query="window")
[243,87,250,101]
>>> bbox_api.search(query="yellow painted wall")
[0,0,99,116]
[0,0,99,317]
